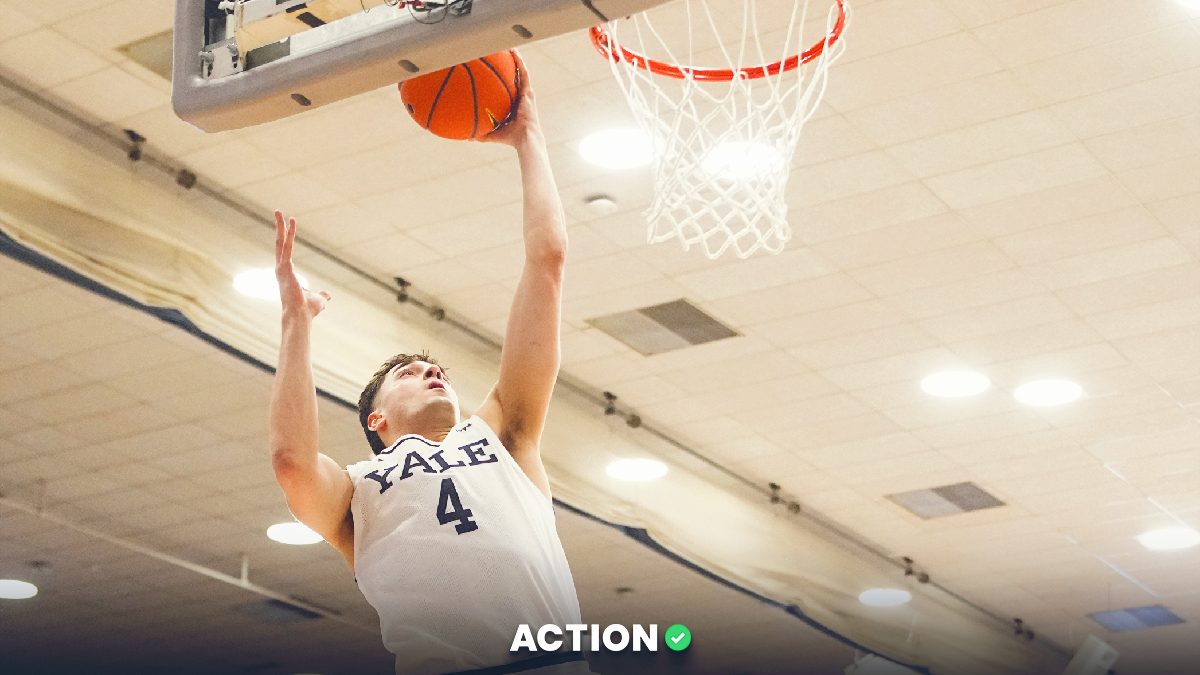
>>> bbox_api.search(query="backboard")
[172,0,670,132]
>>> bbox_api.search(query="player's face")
[377,361,459,429]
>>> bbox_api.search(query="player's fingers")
[274,211,286,261]
[319,291,332,301]
[510,49,531,98]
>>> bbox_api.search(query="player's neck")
[392,417,456,444]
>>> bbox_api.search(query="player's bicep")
[273,452,354,549]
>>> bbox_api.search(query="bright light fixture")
[234,268,308,302]
[920,370,990,398]
[0,579,38,599]
[1136,527,1200,551]
[606,458,668,482]
[267,522,323,545]
[579,128,654,169]
[858,588,911,607]
[1013,379,1083,406]
[700,141,782,180]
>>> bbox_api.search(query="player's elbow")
[529,234,567,271]
[271,448,309,484]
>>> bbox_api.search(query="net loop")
[592,0,850,259]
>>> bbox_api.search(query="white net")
[595,0,849,258]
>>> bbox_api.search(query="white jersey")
[346,416,582,675]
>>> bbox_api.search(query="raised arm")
[475,52,566,499]
[269,211,356,566]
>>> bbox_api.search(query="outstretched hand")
[476,49,540,147]
[274,210,331,320]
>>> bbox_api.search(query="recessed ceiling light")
[606,458,668,481]
[1135,527,1200,551]
[579,128,654,169]
[700,141,782,180]
[0,579,38,599]
[920,370,990,397]
[234,268,308,301]
[267,522,323,545]
[1013,379,1083,406]
[858,588,911,607]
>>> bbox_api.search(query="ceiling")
[1,0,1199,674]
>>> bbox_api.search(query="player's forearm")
[514,129,567,265]
[269,313,321,472]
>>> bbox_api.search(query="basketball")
[399,51,519,141]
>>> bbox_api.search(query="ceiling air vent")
[1089,606,1184,632]
[887,482,1004,519]
[237,599,322,625]
[588,299,738,356]
[118,30,175,81]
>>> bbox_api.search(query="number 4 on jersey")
[437,478,478,534]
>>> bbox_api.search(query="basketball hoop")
[591,0,850,258]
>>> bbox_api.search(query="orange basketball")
[399,51,518,140]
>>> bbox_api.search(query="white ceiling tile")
[834,0,965,64]
[8,382,138,424]
[340,230,443,278]
[818,347,965,391]
[50,0,173,55]
[790,150,915,206]
[1084,296,1200,342]
[1012,23,1200,108]
[181,139,290,190]
[917,294,1076,343]
[793,113,880,167]
[0,28,109,88]
[1116,153,1200,204]
[1049,66,1200,139]
[1148,192,1200,237]
[940,0,1065,29]
[237,171,344,215]
[406,203,524,258]
[673,247,838,301]
[824,33,1004,112]
[994,206,1168,266]
[924,143,1109,210]
[1024,236,1195,290]
[970,0,1191,69]
[843,71,1039,146]
[0,286,101,335]
[879,390,1024,431]
[802,431,929,470]
[0,1,38,41]
[847,240,1017,296]
[886,110,1074,179]
[910,408,1052,449]
[0,361,90,405]
[3,0,112,25]
[797,180,950,244]
[946,318,1106,366]
[705,272,874,326]
[563,250,665,300]
[811,212,983,270]
[787,323,940,370]
[958,174,1139,238]
[886,268,1046,320]
[1060,261,1200,317]
[751,298,908,348]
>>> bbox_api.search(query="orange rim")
[590,0,847,82]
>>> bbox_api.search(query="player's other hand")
[274,210,331,321]
[476,49,540,147]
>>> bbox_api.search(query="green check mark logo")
[665,624,690,651]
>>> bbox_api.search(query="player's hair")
[358,352,442,455]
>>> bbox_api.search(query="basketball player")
[270,52,591,675]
